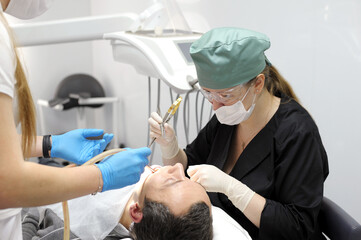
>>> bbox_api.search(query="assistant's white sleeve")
[0,20,16,98]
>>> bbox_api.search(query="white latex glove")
[187,164,255,212]
[148,112,179,159]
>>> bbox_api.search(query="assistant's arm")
[19,135,43,158]
[0,93,150,208]
[0,94,99,207]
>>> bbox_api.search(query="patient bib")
[0,209,22,239]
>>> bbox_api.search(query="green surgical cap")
[190,27,271,89]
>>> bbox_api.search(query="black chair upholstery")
[49,74,105,110]
[319,197,361,240]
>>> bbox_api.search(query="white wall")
[15,0,361,223]
[14,0,94,135]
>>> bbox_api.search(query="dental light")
[104,0,202,93]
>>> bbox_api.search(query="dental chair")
[319,197,361,240]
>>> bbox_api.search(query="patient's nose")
[169,163,186,180]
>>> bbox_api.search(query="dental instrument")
[148,96,182,148]
[146,165,156,173]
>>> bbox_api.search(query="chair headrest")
[49,74,105,110]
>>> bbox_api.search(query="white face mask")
[5,0,54,19]
[215,87,257,125]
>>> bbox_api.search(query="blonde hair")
[0,12,37,157]
[248,65,299,103]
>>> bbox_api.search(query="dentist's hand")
[148,112,179,159]
[187,164,255,212]
[148,112,176,146]
[97,147,151,191]
[51,129,113,165]
[187,164,231,193]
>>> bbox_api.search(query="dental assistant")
[149,27,329,240]
[0,0,150,238]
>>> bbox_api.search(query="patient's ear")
[129,202,143,223]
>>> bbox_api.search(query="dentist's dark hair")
[130,199,212,240]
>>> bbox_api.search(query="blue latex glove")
[97,147,151,192]
[51,129,114,165]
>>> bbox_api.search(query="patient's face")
[138,163,211,216]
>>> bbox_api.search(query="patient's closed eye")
[165,177,177,184]
[165,179,183,187]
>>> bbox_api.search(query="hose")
[62,148,125,240]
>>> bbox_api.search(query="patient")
[22,163,213,240]
[23,163,251,240]
[123,163,213,239]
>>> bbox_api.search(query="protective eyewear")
[200,84,245,104]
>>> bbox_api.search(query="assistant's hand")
[97,147,151,191]
[148,112,179,159]
[187,164,255,212]
[51,129,113,165]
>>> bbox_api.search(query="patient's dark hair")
[130,198,212,240]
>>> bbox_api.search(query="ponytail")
[15,54,37,157]
[262,65,299,102]
[0,12,37,157]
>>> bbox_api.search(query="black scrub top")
[185,94,329,240]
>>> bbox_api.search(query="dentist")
[0,0,150,238]
[149,27,329,239]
